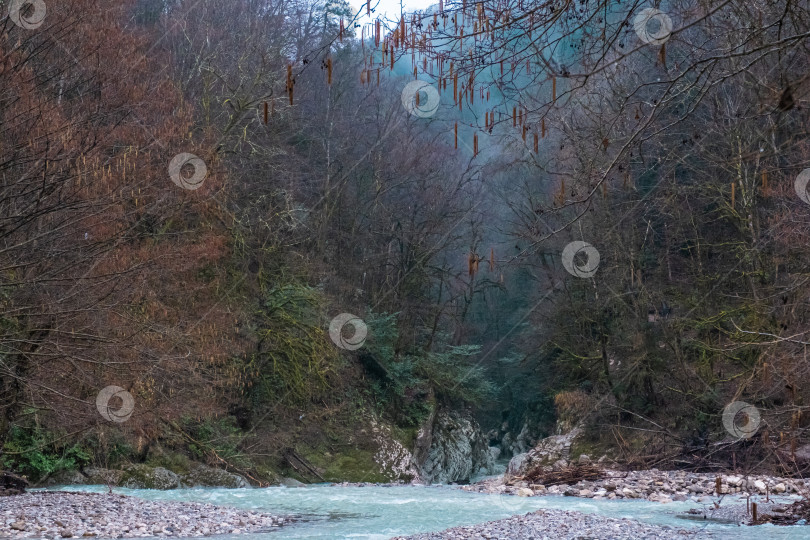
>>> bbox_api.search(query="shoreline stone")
[0,491,285,539]
[464,467,809,508]
[393,508,698,539]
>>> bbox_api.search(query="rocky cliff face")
[413,410,495,484]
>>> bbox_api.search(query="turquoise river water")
[48,483,810,539]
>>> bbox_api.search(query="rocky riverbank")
[0,491,285,538]
[393,508,699,539]
[464,467,809,504]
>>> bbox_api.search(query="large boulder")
[37,469,88,487]
[179,465,250,488]
[414,410,494,484]
[120,464,180,489]
[83,467,124,486]
[505,426,582,480]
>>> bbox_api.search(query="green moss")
[304,447,393,483]
[145,445,192,474]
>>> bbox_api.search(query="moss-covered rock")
[179,465,249,488]
[83,467,124,486]
[120,464,180,489]
[37,469,88,487]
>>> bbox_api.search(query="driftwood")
[0,471,29,496]
[284,449,326,482]
[522,463,604,487]
[756,498,810,526]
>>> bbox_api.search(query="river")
[45,484,810,539]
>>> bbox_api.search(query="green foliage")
[180,416,252,470]
[411,344,494,405]
[1,425,91,482]
[361,313,495,424]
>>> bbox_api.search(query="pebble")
[464,468,808,503]
[392,508,699,539]
[0,491,286,538]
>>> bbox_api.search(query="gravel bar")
[0,491,286,538]
[392,508,705,539]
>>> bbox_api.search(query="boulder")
[120,464,180,489]
[503,427,582,480]
[179,465,249,488]
[83,467,124,486]
[38,469,88,487]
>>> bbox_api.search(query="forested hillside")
[1,0,810,486]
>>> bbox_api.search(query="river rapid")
[39,483,810,539]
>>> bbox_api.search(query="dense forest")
[1,0,810,486]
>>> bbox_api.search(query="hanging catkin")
[401,15,406,42]
[552,77,556,102]
[541,117,546,137]
[533,132,538,153]
[512,106,516,127]
[263,102,268,124]
[474,132,478,156]
[327,57,332,85]
[454,122,458,149]
[489,248,495,271]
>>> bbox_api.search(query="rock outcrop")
[120,464,180,489]
[414,410,494,484]
[505,426,582,480]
